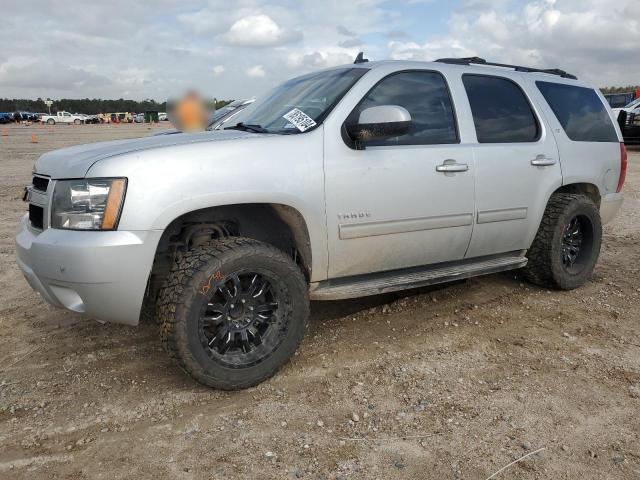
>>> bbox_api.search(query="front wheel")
[158,237,309,390]
[524,193,602,290]
[47,119,55,125]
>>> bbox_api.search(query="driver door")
[323,70,475,279]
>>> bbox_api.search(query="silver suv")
[16,56,627,389]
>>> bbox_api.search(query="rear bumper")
[15,215,162,325]
[600,192,623,225]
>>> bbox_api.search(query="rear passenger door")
[461,74,562,258]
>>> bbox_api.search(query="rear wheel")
[524,193,602,290]
[158,237,309,390]
[74,119,81,125]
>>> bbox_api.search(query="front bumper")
[600,192,623,225]
[15,215,162,325]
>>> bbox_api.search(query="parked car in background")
[159,112,168,121]
[618,110,640,145]
[11,112,38,123]
[604,92,635,109]
[109,112,133,123]
[0,112,13,124]
[40,111,85,125]
[209,99,255,130]
[612,97,640,121]
[73,114,89,124]
[134,113,145,123]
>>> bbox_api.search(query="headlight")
[51,178,127,230]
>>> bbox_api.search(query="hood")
[34,130,256,178]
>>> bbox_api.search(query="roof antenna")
[354,52,369,64]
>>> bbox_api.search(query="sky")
[0,0,638,101]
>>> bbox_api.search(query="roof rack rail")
[435,57,577,80]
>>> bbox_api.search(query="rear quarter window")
[536,81,618,142]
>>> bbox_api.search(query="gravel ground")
[0,123,639,479]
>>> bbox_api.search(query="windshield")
[227,67,368,134]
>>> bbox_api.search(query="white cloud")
[388,40,473,61]
[246,65,266,78]
[0,0,638,101]
[339,38,363,48]
[336,25,357,37]
[388,0,640,87]
[224,14,302,47]
[286,48,356,70]
[0,58,111,90]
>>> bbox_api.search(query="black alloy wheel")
[199,270,286,368]
[560,215,593,274]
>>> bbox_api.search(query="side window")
[536,81,618,142]
[462,75,539,143]
[353,71,458,146]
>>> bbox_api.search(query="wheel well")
[145,204,312,305]
[554,183,601,207]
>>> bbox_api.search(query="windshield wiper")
[224,122,268,133]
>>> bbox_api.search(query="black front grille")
[29,204,44,229]
[32,176,49,192]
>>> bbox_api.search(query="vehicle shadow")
[309,280,467,324]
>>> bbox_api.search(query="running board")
[309,254,528,300]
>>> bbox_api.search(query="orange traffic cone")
[31,134,38,143]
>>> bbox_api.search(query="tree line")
[0,98,233,114]
[600,86,640,94]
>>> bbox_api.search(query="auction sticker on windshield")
[282,108,317,132]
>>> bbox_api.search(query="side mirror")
[347,105,412,143]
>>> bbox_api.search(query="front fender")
[86,130,328,281]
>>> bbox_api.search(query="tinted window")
[537,81,618,142]
[353,71,458,146]
[462,75,539,143]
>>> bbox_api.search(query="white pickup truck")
[40,111,84,125]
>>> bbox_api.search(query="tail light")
[617,142,627,193]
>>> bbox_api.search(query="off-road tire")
[524,193,602,290]
[158,237,309,390]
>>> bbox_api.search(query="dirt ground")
[0,122,639,480]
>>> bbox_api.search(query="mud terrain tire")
[524,193,602,290]
[158,237,309,390]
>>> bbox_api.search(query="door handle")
[531,155,556,166]
[436,162,469,173]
